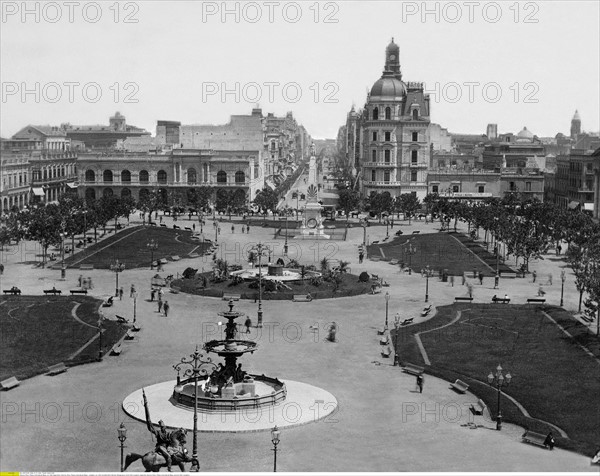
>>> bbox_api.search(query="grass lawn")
[64,226,211,269]
[0,296,127,381]
[172,271,373,300]
[368,232,506,276]
[394,303,600,456]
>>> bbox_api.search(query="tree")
[338,188,360,222]
[368,192,393,222]
[398,193,421,225]
[23,204,63,267]
[253,188,279,221]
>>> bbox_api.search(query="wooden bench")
[381,346,392,358]
[173,225,180,229]
[501,272,517,279]
[450,379,469,393]
[116,315,129,324]
[171,255,181,261]
[3,287,21,295]
[401,318,414,326]
[70,289,88,295]
[389,259,399,265]
[43,288,62,295]
[222,294,241,301]
[421,305,432,317]
[150,222,157,226]
[292,294,313,302]
[470,398,487,415]
[379,334,390,345]
[111,343,123,356]
[412,230,421,234]
[581,314,594,323]
[1,376,21,390]
[160,224,167,227]
[455,296,473,302]
[402,363,424,376]
[46,362,68,376]
[189,252,199,258]
[79,264,94,270]
[131,324,141,332]
[377,326,388,335]
[159,258,169,264]
[527,298,546,304]
[492,297,510,304]
[522,430,550,448]
[124,331,135,340]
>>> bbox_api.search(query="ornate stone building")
[359,39,431,199]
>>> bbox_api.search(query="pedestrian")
[247,224,250,233]
[473,267,477,279]
[163,301,169,317]
[557,244,562,256]
[189,213,192,220]
[538,284,545,296]
[532,270,537,283]
[158,297,163,313]
[130,284,135,297]
[193,223,196,231]
[158,287,164,300]
[78,274,83,287]
[462,273,466,286]
[548,273,553,285]
[160,216,163,223]
[416,374,424,393]
[467,283,473,298]
[218,226,221,235]
[241,226,245,234]
[504,293,509,302]
[494,273,499,289]
[88,277,93,289]
[358,252,364,264]
[544,432,555,450]
[231,225,235,234]
[245,316,252,333]
[450,275,455,287]
[151,289,155,302]
[119,287,124,300]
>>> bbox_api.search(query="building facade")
[555,148,599,213]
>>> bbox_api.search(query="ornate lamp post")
[147,239,158,270]
[60,232,66,280]
[117,422,127,472]
[97,318,104,361]
[110,259,125,297]
[249,242,271,328]
[384,291,390,328]
[403,240,416,275]
[361,218,368,246]
[487,364,511,430]
[271,425,281,472]
[393,314,401,366]
[386,217,389,237]
[173,346,216,472]
[425,264,430,302]
[560,270,566,307]
[283,215,289,256]
[214,220,218,243]
[132,290,137,323]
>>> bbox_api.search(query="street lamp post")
[214,220,218,243]
[117,423,127,472]
[384,291,390,328]
[251,242,270,328]
[393,314,400,366]
[97,318,104,361]
[386,218,389,238]
[487,364,512,431]
[173,346,216,472]
[425,265,430,302]
[60,232,66,280]
[132,291,137,323]
[147,239,158,270]
[110,259,125,297]
[271,426,281,472]
[284,215,289,256]
[560,270,566,307]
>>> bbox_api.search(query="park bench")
[159,258,168,264]
[116,315,129,324]
[1,376,20,390]
[521,430,550,448]
[124,331,135,340]
[377,326,388,335]
[70,289,88,295]
[111,343,123,356]
[381,346,392,358]
[3,287,21,295]
[371,285,382,295]
[102,296,114,307]
[185,227,192,231]
[492,296,510,304]
[173,225,180,229]
[188,252,199,258]
[581,314,593,323]
[46,362,68,376]
[371,274,380,281]
[293,294,313,302]
[527,298,546,304]
[470,398,487,415]
[389,259,399,265]
[370,256,381,261]
[160,224,167,227]
[372,241,380,245]
[421,305,432,317]
[401,318,414,326]
[222,294,241,301]
[171,255,181,261]
[150,222,157,226]
[412,230,421,234]
[501,272,517,279]
[131,323,141,332]
[455,296,473,302]
[43,288,62,295]
[379,334,390,345]
[450,379,469,393]
[79,264,94,270]
[402,363,424,376]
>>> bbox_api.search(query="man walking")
[163,301,170,317]
[478,271,484,285]
[158,297,163,313]
[245,316,252,333]
[130,284,135,298]
[119,287,124,300]
[416,374,424,393]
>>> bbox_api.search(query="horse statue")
[123,428,197,472]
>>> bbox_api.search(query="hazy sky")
[1,1,599,139]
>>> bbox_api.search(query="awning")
[66,182,77,189]
[584,203,594,211]
[568,201,580,209]
[32,187,45,196]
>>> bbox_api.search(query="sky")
[1,0,599,140]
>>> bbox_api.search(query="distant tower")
[570,110,581,139]
[486,124,498,140]
[109,112,126,131]
[385,38,402,81]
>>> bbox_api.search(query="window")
[510,182,516,191]
[373,108,379,120]
[139,170,149,183]
[432,185,439,193]
[121,170,131,183]
[385,107,391,120]
[187,168,197,184]
[384,170,390,182]
[478,185,485,193]
[372,131,378,142]
[121,188,131,198]
[452,185,460,193]
[385,131,391,142]
[235,171,245,183]
[411,170,417,182]
[85,170,95,182]
[438,160,445,168]
[384,150,391,163]
[525,182,532,191]
[371,170,376,181]
[372,150,377,161]
[103,170,113,183]
[411,150,418,163]
[217,171,227,183]
[412,132,418,141]
[157,170,167,184]
[103,188,113,198]
[412,109,418,120]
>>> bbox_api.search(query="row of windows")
[369,170,419,182]
[370,150,420,163]
[32,165,75,182]
[85,169,246,184]
[371,131,419,142]
[366,107,420,121]
[2,173,28,189]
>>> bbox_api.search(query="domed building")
[516,126,534,143]
[360,39,431,200]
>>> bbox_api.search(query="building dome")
[370,71,406,99]
[517,126,534,139]
[572,109,581,121]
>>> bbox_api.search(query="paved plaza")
[0,210,596,472]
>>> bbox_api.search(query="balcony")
[362,162,396,168]
[362,180,401,186]
[399,162,429,168]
